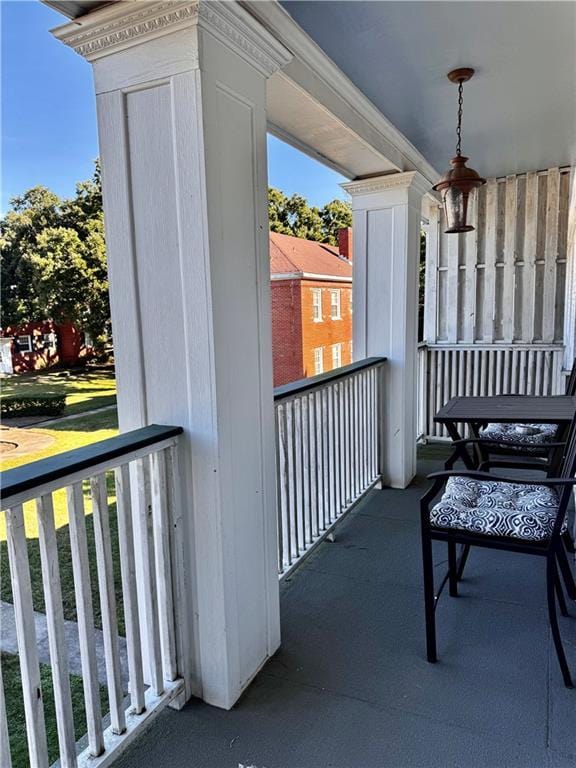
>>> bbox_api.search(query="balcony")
[4,0,575,765]
[105,448,576,768]
[2,358,575,767]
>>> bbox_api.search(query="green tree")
[268,186,351,245]
[320,199,352,245]
[0,163,110,346]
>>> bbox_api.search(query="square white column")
[342,172,429,489]
[53,1,291,709]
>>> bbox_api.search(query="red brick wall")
[1,321,93,373]
[271,280,304,386]
[300,280,353,378]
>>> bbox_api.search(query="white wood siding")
[427,167,573,345]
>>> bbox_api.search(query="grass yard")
[1,368,117,417]
[1,408,124,630]
[2,651,109,768]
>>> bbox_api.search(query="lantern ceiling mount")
[447,67,475,84]
[432,67,486,234]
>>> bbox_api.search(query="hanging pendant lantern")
[433,68,486,234]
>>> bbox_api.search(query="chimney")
[338,227,353,261]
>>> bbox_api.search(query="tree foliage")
[1,162,109,346]
[1,165,352,350]
[268,187,351,245]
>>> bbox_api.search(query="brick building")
[270,228,353,387]
[0,320,93,374]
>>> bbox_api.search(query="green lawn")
[1,368,116,417]
[1,408,124,630]
[2,652,108,768]
[1,397,123,766]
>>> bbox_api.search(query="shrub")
[1,395,66,418]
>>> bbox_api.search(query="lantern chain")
[456,79,464,157]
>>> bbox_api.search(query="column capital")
[341,170,431,202]
[52,0,292,76]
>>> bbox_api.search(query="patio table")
[434,395,576,469]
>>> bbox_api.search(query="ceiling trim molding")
[51,0,292,75]
[342,171,431,198]
[242,0,440,184]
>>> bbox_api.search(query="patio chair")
[474,360,576,469]
[420,412,576,688]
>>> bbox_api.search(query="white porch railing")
[418,344,565,441]
[274,357,386,578]
[0,425,185,768]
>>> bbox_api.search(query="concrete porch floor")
[116,446,576,768]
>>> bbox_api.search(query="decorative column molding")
[342,171,428,489]
[52,0,292,75]
[51,0,292,711]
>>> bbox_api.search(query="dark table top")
[435,395,576,424]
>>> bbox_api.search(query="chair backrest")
[559,410,576,479]
[565,358,576,396]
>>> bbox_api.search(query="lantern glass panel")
[443,186,473,233]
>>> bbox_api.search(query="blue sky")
[2,1,346,213]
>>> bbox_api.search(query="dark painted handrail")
[273,356,386,401]
[1,423,183,502]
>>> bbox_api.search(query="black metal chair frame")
[449,361,576,473]
[420,416,576,688]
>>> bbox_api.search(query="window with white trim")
[17,335,32,353]
[313,347,324,375]
[43,333,56,351]
[330,289,341,319]
[312,288,322,322]
[332,343,342,370]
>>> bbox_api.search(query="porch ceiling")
[281,1,576,179]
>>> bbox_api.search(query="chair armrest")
[426,470,576,487]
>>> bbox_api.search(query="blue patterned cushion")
[430,476,567,541]
[479,422,558,453]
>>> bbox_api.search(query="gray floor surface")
[115,446,576,768]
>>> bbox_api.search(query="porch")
[113,445,576,768]
[2,0,575,765]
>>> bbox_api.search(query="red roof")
[270,231,352,280]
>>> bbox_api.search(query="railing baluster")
[282,403,293,567]
[36,493,77,767]
[66,482,104,756]
[328,385,336,522]
[90,473,125,734]
[301,396,311,547]
[0,648,11,768]
[114,463,145,712]
[308,393,317,540]
[5,504,49,768]
[275,405,285,573]
[314,390,324,534]
[150,450,178,682]
[135,457,164,695]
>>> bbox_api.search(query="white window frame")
[17,335,32,353]
[43,332,56,350]
[313,347,324,375]
[330,289,341,320]
[331,343,342,369]
[312,288,323,322]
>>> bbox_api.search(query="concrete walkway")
[0,600,129,687]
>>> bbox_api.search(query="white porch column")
[342,172,429,489]
[53,1,291,709]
